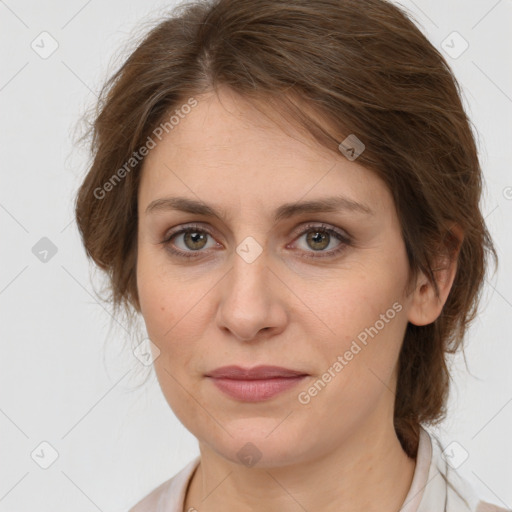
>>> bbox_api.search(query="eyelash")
[160,222,352,260]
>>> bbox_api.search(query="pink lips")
[205,365,308,402]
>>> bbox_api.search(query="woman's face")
[136,87,420,467]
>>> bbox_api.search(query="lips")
[205,365,309,402]
[205,365,308,379]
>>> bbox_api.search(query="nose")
[216,247,288,342]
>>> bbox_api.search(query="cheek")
[311,267,408,377]
[137,261,210,432]
[136,248,215,370]
[310,272,400,337]
[136,249,184,341]
[137,274,168,331]
[137,260,197,408]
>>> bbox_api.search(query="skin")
[136,85,459,512]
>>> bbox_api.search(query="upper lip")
[205,365,308,380]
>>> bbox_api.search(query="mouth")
[205,365,309,402]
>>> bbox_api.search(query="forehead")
[138,88,391,217]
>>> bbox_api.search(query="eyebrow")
[145,195,374,221]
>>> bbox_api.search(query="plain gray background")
[1,0,511,510]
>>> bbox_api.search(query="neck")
[184,418,416,512]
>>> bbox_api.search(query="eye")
[160,222,352,260]
[160,224,219,258]
[290,223,351,259]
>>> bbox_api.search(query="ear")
[407,223,463,327]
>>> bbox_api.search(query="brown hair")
[74,0,497,458]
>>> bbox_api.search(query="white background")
[0,0,511,510]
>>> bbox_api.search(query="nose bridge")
[227,241,271,309]
[216,239,287,341]
[227,230,269,293]
[232,243,268,293]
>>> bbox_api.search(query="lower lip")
[208,376,307,402]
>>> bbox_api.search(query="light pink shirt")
[129,426,510,512]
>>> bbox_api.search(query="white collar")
[406,426,481,512]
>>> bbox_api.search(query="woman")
[74,0,507,510]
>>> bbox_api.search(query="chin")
[200,420,312,469]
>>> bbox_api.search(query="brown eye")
[291,223,352,259]
[161,225,219,259]
[305,230,331,251]
[182,230,208,251]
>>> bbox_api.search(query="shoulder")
[421,427,510,512]
[128,456,201,512]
